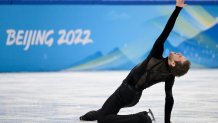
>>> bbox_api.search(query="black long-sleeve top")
[124,6,182,123]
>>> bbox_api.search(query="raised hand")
[176,0,188,7]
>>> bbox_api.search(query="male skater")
[80,0,190,122]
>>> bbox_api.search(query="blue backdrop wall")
[0,1,218,72]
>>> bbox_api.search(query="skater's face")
[168,51,186,67]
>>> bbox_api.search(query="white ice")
[0,69,218,123]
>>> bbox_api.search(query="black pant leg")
[80,86,123,121]
[81,83,151,123]
[97,84,151,123]
[98,112,152,123]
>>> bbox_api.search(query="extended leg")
[80,87,122,121]
[80,83,152,123]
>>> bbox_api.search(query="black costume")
[80,6,182,123]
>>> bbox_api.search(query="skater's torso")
[119,56,174,108]
[124,56,173,91]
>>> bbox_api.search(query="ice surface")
[0,69,218,123]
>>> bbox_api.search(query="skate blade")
[148,109,155,121]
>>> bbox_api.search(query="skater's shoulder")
[165,75,175,83]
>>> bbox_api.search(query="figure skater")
[80,0,190,122]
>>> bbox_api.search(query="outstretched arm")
[149,0,186,59]
[164,75,175,123]
[128,0,187,81]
